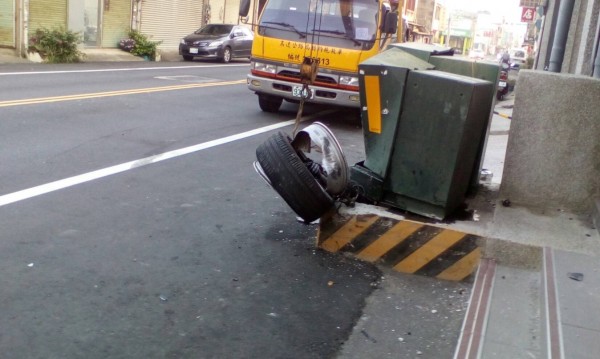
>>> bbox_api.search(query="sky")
[445,0,524,23]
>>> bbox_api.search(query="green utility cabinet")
[351,47,496,219]
[383,70,494,218]
[358,48,434,178]
[387,43,500,190]
[385,42,456,62]
[386,43,500,86]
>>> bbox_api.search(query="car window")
[241,28,253,37]
[260,0,378,43]
[195,24,234,35]
[230,27,242,36]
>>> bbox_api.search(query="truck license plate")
[292,86,313,99]
[189,48,198,54]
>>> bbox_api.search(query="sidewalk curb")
[0,48,183,64]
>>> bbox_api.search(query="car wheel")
[221,47,232,63]
[183,55,193,61]
[258,94,283,113]
[256,132,334,222]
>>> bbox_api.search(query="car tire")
[256,132,334,223]
[220,47,232,63]
[258,94,283,113]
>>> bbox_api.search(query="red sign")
[521,7,536,22]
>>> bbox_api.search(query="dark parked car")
[179,24,253,63]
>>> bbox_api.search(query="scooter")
[496,60,510,101]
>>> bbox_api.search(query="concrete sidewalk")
[0,48,29,64]
[329,94,600,358]
[82,48,183,62]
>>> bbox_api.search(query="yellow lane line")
[356,221,423,262]
[320,215,379,253]
[393,229,466,274]
[0,79,246,108]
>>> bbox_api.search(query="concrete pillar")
[499,70,600,213]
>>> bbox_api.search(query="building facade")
[413,0,434,43]
[0,0,249,56]
[534,0,600,76]
[1,0,136,55]
[3,0,597,72]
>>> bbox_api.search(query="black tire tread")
[258,95,282,113]
[256,132,333,222]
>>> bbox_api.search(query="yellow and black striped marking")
[317,214,482,281]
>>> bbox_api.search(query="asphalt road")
[0,61,470,358]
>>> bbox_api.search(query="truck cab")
[240,0,398,112]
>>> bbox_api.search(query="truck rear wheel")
[255,132,334,223]
[258,94,283,113]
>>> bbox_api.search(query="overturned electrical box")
[351,46,497,219]
[254,45,498,222]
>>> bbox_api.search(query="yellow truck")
[239,0,401,112]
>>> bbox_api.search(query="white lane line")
[0,111,333,207]
[0,64,249,76]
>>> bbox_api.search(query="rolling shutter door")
[29,0,67,32]
[140,0,204,49]
[102,0,132,47]
[0,0,14,47]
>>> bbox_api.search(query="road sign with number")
[521,7,536,22]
